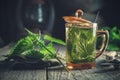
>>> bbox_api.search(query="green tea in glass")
[63,9,109,70]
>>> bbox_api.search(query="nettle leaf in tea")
[66,27,96,63]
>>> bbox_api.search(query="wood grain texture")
[0,44,120,80]
[0,69,47,80]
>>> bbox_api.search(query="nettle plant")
[3,28,66,67]
[102,27,120,51]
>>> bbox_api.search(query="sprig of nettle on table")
[2,28,67,69]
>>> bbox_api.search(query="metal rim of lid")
[63,9,92,23]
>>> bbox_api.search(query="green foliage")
[4,28,66,63]
[9,36,34,56]
[66,27,96,63]
[102,27,120,40]
[44,35,66,45]
[102,27,120,50]
[22,49,44,61]
[39,42,55,60]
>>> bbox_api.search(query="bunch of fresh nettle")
[3,28,66,66]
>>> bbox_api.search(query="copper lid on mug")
[63,9,92,27]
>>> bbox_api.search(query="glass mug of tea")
[63,9,109,70]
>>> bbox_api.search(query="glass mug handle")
[95,30,109,58]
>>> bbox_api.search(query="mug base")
[66,62,95,70]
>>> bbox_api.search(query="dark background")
[0,0,120,47]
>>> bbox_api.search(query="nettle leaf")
[21,49,44,61]
[107,44,120,51]
[10,36,34,56]
[44,35,66,45]
[25,28,41,42]
[40,42,55,60]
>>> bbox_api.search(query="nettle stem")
[38,41,68,71]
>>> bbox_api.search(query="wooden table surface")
[0,44,120,80]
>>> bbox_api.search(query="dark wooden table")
[0,44,120,80]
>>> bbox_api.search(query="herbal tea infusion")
[66,26,96,64]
